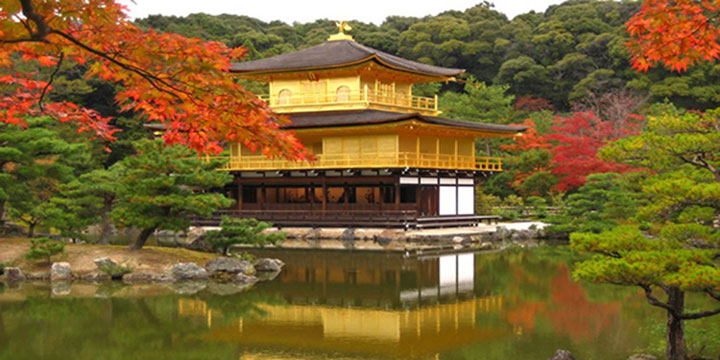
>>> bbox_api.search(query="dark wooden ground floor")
[208,171,497,228]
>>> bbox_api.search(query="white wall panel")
[457,186,475,215]
[439,186,457,215]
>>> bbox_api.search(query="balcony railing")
[258,88,438,115]
[209,152,502,172]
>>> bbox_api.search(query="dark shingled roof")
[231,40,464,78]
[284,110,528,134]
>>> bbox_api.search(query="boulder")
[374,229,403,245]
[186,237,215,253]
[166,263,208,280]
[185,227,207,243]
[4,267,26,282]
[50,262,72,281]
[122,273,156,284]
[93,257,117,270]
[340,228,355,241]
[302,228,324,240]
[255,258,284,272]
[80,272,111,282]
[205,257,254,275]
[492,226,511,242]
[627,355,657,360]
[477,242,495,251]
[547,350,576,360]
[233,273,259,284]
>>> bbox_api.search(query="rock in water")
[167,263,208,280]
[51,281,72,296]
[233,273,259,284]
[122,273,155,284]
[93,257,117,270]
[205,257,254,275]
[492,226,511,242]
[80,272,111,282]
[255,258,285,272]
[374,229,402,245]
[548,350,576,360]
[4,267,26,282]
[340,228,355,241]
[50,262,72,281]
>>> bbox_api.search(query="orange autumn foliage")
[0,0,308,159]
[627,0,720,72]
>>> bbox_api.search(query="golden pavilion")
[218,23,527,228]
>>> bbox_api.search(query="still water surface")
[0,247,717,360]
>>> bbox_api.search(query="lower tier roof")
[283,110,528,134]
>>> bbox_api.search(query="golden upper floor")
[213,114,525,172]
[231,36,463,116]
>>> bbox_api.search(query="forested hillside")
[135,1,720,110]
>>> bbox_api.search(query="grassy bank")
[0,237,215,275]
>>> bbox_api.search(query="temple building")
[219,22,526,228]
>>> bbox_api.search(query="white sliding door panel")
[439,186,457,216]
[457,186,475,215]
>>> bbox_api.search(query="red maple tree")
[545,112,642,192]
[0,0,308,159]
[626,0,720,72]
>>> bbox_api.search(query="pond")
[0,247,717,359]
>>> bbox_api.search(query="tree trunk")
[27,222,36,238]
[97,197,113,245]
[666,287,686,360]
[129,226,156,251]
[0,199,5,226]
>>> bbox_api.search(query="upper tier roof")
[231,40,465,78]
[283,110,528,135]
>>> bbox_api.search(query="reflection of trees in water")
[0,290,285,360]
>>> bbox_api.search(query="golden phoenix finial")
[336,20,352,34]
[329,21,354,41]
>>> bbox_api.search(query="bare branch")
[681,307,720,320]
[38,52,65,112]
[640,284,677,314]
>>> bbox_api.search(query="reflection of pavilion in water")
[179,251,509,358]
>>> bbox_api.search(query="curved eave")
[231,55,464,81]
[285,112,528,137]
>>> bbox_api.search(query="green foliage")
[129,1,720,110]
[98,262,132,279]
[546,172,646,238]
[440,78,514,124]
[573,108,720,359]
[110,139,234,250]
[204,217,286,255]
[0,117,92,236]
[25,237,65,263]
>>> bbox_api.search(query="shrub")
[0,263,5,275]
[25,237,65,263]
[98,262,132,279]
[205,217,286,255]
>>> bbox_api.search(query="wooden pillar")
[435,136,440,165]
[237,184,243,211]
[394,180,400,211]
[260,184,266,211]
[415,135,420,165]
[322,176,327,219]
[344,182,349,211]
[454,139,458,167]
